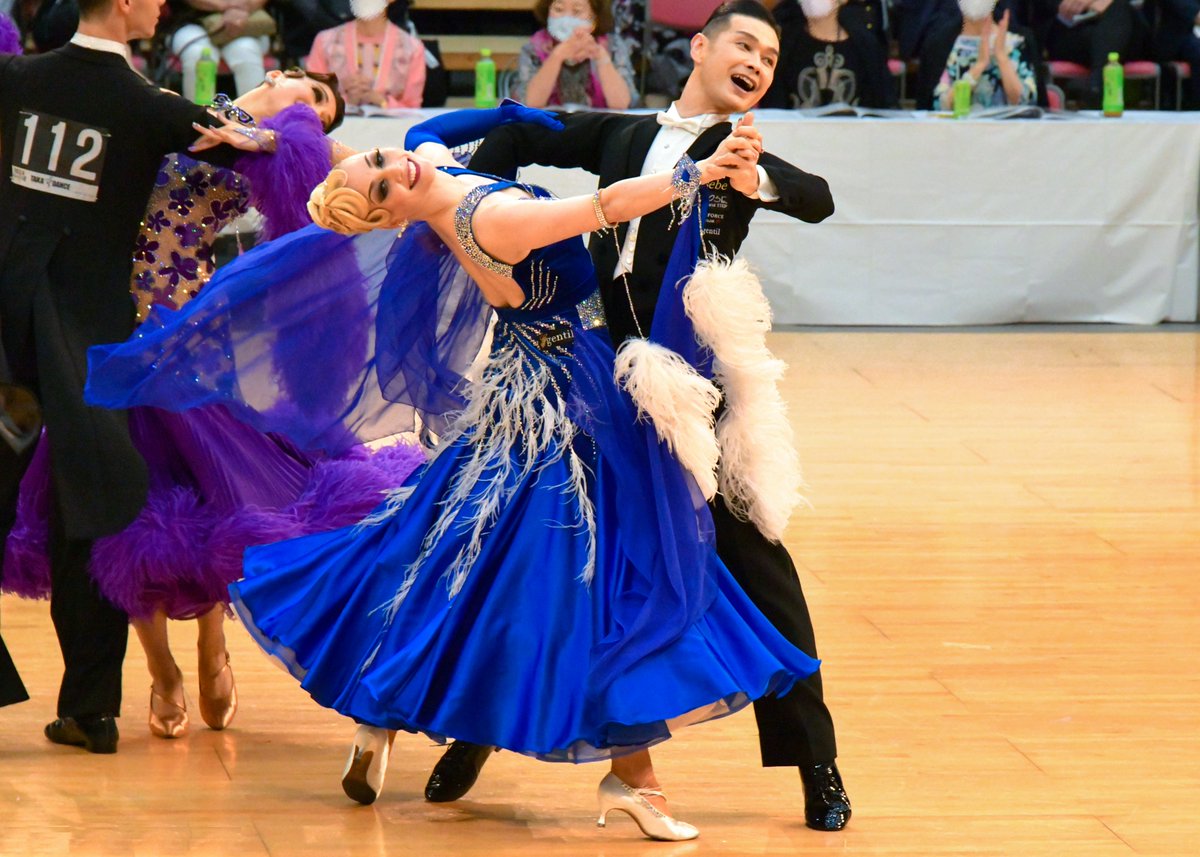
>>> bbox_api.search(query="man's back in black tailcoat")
[0,44,234,541]
[470,111,841,767]
[0,43,233,720]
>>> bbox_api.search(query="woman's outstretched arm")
[472,133,759,264]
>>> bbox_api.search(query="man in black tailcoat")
[0,0,235,752]
[425,0,852,832]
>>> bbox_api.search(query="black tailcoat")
[1,44,232,542]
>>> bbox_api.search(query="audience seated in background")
[917,1,1043,108]
[931,3,1038,109]
[168,0,275,102]
[513,0,634,109]
[839,0,890,46]
[306,0,424,109]
[1028,0,1139,105]
[277,0,348,64]
[1145,0,1200,106]
[761,0,897,109]
[895,0,961,58]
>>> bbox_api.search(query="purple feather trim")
[1,431,50,599]
[0,14,22,56]
[235,103,332,242]
[4,433,425,619]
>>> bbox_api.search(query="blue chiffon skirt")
[231,331,819,763]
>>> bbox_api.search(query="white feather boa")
[613,339,722,500]
[684,255,805,543]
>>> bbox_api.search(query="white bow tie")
[655,111,722,136]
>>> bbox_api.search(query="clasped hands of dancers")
[2,0,850,841]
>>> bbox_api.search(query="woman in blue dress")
[86,105,818,841]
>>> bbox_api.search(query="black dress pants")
[711,497,838,767]
[3,329,128,720]
[49,507,127,719]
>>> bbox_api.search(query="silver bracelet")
[592,189,613,230]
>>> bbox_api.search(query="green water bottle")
[194,47,218,106]
[474,48,497,108]
[952,76,972,118]
[1102,52,1124,117]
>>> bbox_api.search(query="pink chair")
[1045,82,1065,111]
[1170,61,1191,110]
[647,0,724,32]
[640,0,725,97]
[888,57,907,103]
[1046,59,1161,109]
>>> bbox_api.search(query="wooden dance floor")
[2,329,1198,856]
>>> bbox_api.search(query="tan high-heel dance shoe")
[198,653,237,730]
[149,681,189,739]
[596,772,699,841]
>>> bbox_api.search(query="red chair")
[1046,81,1065,111]
[1170,61,1191,110]
[1123,60,1161,109]
[1046,59,1161,109]
[888,57,907,103]
[646,0,724,32]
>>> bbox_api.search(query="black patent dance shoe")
[801,762,851,831]
[44,715,119,754]
[424,741,497,802]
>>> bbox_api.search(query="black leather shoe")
[44,715,119,754]
[424,741,496,802]
[801,762,851,831]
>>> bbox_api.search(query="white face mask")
[350,0,388,20]
[547,14,592,42]
[800,0,836,18]
[957,0,998,21]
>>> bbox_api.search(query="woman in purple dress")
[1,68,425,740]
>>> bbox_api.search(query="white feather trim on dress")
[363,324,597,622]
[613,338,721,500]
[684,255,805,543]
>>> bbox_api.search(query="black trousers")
[3,332,128,719]
[48,501,127,719]
[711,497,837,767]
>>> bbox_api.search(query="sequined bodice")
[130,154,251,323]
[449,170,604,325]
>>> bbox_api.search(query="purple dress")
[1,105,425,619]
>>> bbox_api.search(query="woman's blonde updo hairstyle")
[307,169,397,235]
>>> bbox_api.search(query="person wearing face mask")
[926,1,1039,109]
[305,0,425,109]
[441,0,851,834]
[515,0,635,109]
[760,0,897,108]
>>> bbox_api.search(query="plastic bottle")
[194,47,218,106]
[474,48,497,109]
[1102,52,1124,118]
[952,77,972,118]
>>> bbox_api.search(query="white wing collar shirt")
[614,102,780,278]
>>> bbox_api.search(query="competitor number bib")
[10,110,110,203]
